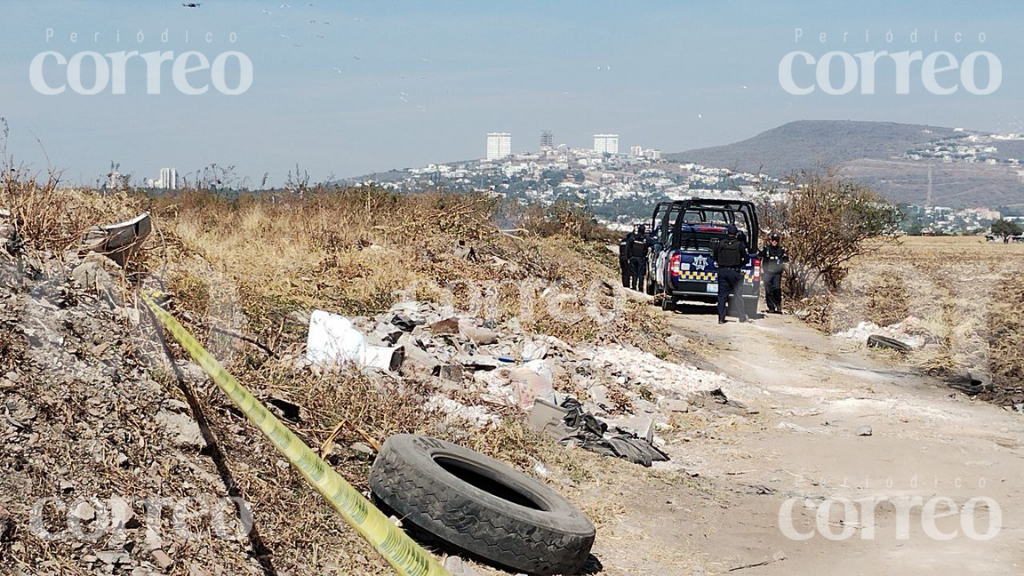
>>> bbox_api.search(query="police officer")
[627,224,650,291]
[712,224,748,324]
[758,232,789,314]
[618,227,633,288]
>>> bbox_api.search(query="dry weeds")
[2,181,681,574]
[805,236,1024,406]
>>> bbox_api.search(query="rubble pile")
[301,299,736,438]
[833,317,929,349]
[0,254,266,575]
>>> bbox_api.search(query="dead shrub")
[758,170,901,298]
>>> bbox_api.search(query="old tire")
[866,335,912,353]
[369,435,595,575]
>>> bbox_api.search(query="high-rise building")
[157,167,178,190]
[630,145,643,157]
[486,133,511,160]
[645,149,662,160]
[593,134,619,155]
[540,130,554,150]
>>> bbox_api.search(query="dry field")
[821,235,1024,406]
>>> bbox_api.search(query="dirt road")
[590,304,1024,575]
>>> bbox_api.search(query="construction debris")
[79,212,152,267]
[834,318,926,349]
[306,310,403,371]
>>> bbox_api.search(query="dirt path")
[592,304,1024,575]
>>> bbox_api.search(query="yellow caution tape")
[142,294,450,576]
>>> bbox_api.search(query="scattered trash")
[527,398,571,435]
[369,435,595,576]
[459,319,499,345]
[510,360,555,410]
[521,338,549,361]
[428,317,460,335]
[866,334,913,353]
[452,239,476,260]
[79,212,152,267]
[532,398,670,467]
[835,319,925,349]
[946,372,994,395]
[306,310,403,371]
[856,425,873,437]
[424,395,500,427]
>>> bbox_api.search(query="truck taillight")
[670,253,681,276]
[752,257,761,281]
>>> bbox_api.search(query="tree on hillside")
[992,219,1023,243]
[757,170,901,297]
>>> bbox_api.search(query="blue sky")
[0,0,1021,186]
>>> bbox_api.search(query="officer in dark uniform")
[627,224,650,291]
[712,224,748,324]
[758,232,789,314]
[618,227,632,288]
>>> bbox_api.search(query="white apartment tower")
[630,145,644,157]
[158,167,178,190]
[486,133,511,160]
[593,134,619,154]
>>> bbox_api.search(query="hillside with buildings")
[665,120,963,175]
[342,131,783,227]
[667,120,1024,209]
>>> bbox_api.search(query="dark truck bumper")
[669,280,760,303]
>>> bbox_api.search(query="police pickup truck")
[645,198,762,316]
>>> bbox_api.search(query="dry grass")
[1,177,686,573]
[813,236,1024,404]
[1,175,148,256]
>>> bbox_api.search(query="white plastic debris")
[833,319,925,348]
[521,339,549,362]
[306,310,402,371]
[425,395,500,427]
[510,360,555,410]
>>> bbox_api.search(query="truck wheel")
[661,295,675,311]
[369,435,595,576]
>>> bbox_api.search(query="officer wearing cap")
[758,232,789,314]
[712,224,749,324]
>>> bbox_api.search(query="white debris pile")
[295,299,743,431]
[424,395,501,427]
[583,344,732,396]
[834,317,928,348]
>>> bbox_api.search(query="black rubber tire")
[369,435,595,575]
[661,295,675,311]
[866,334,912,353]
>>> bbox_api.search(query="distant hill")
[666,120,962,176]
[667,120,1024,208]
